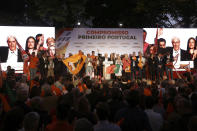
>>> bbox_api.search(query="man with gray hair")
[0,36,23,63]
[166,36,189,67]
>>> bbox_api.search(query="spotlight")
[77,22,81,26]
[119,23,123,27]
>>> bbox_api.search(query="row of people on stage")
[61,50,175,82]
[3,46,183,82]
[79,51,147,81]
[2,33,197,82]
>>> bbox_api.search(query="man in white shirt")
[0,36,23,63]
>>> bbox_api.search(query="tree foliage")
[0,0,197,29]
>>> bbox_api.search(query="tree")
[0,0,197,28]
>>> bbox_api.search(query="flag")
[155,27,158,45]
[106,65,116,74]
[63,53,86,75]
[23,60,29,76]
[114,64,121,74]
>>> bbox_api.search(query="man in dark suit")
[0,36,23,63]
[155,53,165,80]
[164,52,174,80]
[167,37,190,62]
[38,52,48,81]
[130,52,137,80]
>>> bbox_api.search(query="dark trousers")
[131,67,136,80]
[149,67,156,81]
[156,67,164,80]
[40,67,47,80]
[138,67,145,79]
[123,70,131,81]
[166,67,173,80]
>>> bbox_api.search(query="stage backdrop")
[0,26,55,72]
[56,28,143,57]
[144,28,195,69]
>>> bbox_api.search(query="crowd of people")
[0,31,197,131]
[0,45,197,131]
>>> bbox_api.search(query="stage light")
[119,23,123,27]
[77,22,81,26]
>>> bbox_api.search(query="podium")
[103,60,113,80]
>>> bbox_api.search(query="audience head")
[74,118,93,131]
[145,96,155,109]
[41,83,52,96]
[188,116,197,131]
[16,83,29,102]
[175,97,192,115]
[78,96,90,112]
[23,112,40,131]
[125,90,140,108]
[95,102,110,121]
[30,96,43,110]
[56,94,73,121]
[3,107,24,131]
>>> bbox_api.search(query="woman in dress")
[115,55,123,78]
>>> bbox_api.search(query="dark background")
[0,0,197,30]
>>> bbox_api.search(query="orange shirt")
[90,55,95,60]
[0,94,11,112]
[144,88,152,96]
[29,56,39,69]
[51,85,66,96]
[78,83,87,93]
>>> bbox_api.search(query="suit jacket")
[39,56,48,70]
[0,46,23,62]
[147,56,156,70]
[166,47,190,61]
[130,56,137,69]
[155,55,165,69]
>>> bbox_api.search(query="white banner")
[56,28,143,57]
